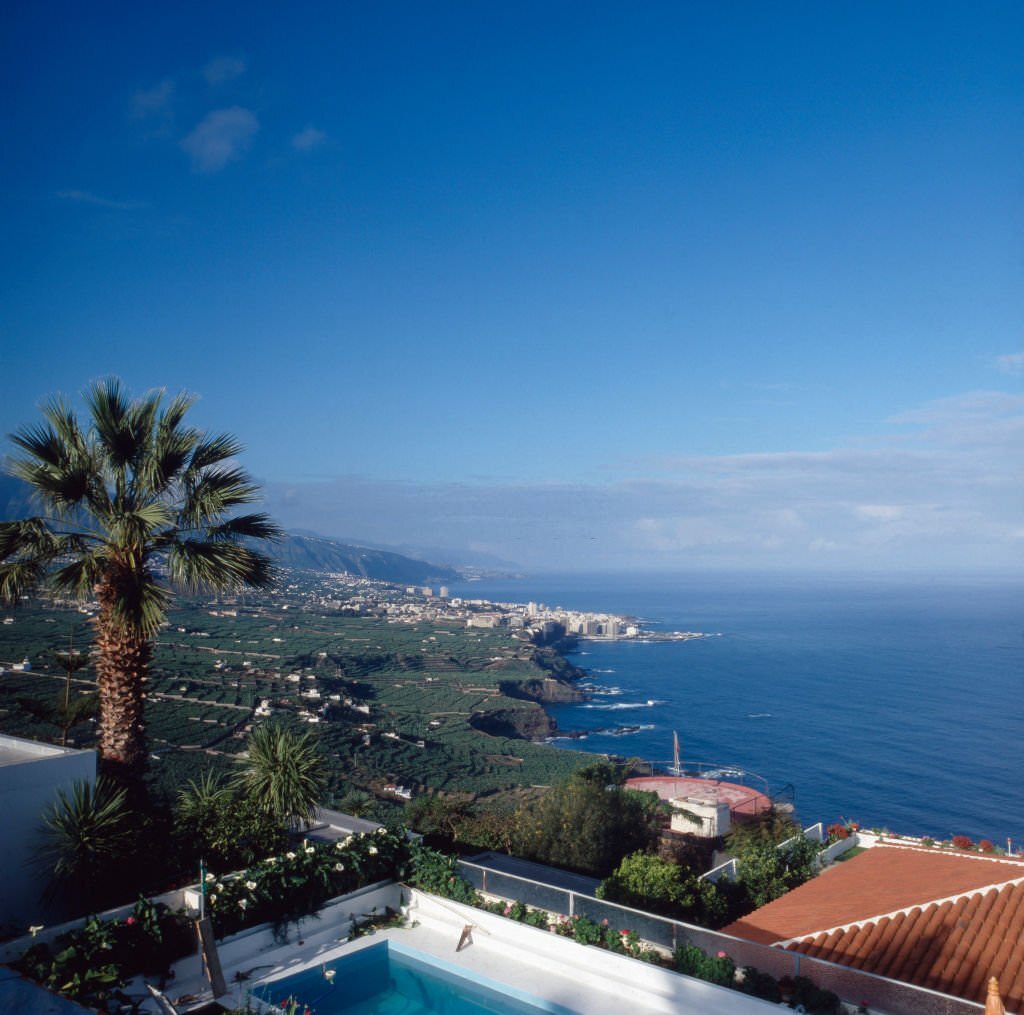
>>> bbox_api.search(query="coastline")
[449,572,1024,844]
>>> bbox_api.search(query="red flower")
[125,917,136,926]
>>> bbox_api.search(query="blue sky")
[2,3,1022,571]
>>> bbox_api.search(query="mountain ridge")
[0,475,458,586]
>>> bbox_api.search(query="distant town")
[281,572,706,644]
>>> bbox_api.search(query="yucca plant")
[235,724,327,829]
[0,379,281,775]
[176,769,235,828]
[36,777,134,907]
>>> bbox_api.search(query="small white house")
[670,795,732,838]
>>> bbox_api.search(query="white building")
[0,734,96,930]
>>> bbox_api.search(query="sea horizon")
[448,570,1024,847]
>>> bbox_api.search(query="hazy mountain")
[290,531,521,572]
[268,532,460,584]
[0,477,458,585]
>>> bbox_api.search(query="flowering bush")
[206,827,409,938]
[951,835,973,851]
[15,898,193,1007]
[826,823,849,843]
[673,943,735,986]
[979,839,995,853]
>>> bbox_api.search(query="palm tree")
[0,380,280,775]
[235,723,327,829]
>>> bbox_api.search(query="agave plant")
[0,379,281,775]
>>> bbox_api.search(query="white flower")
[204,873,215,883]
[245,881,257,890]
[305,847,315,855]
[209,895,217,904]
[334,863,345,872]
[286,851,296,860]
[238,898,248,909]
[28,925,44,937]
[368,846,378,855]
[335,841,345,850]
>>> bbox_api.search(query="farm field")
[0,573,593,808]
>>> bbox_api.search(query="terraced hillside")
[0,575,592,806]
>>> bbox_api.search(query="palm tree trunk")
[94,580,151,776]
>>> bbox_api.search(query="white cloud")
[291,126,327,152]
[180,107,259,172]
[132,79,175,118]
[996,352,1024,375]
[855,505,904,521]
[203,56,246,85]
[258,388,1024,572]
[56,190,147,211]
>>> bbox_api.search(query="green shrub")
[405,841,479,906]
[735,966,781,1002]
[597,850,728,928]
[791,974,841,1014]
[15,899,193,1007]
[672,943,736,986]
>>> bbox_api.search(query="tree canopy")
[512,763,664,876]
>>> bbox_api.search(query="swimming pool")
[254,940,578,1014]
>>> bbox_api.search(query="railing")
[702,826,824,884]
[455,858,983,1015]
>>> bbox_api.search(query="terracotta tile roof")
[787,881,1024,1011]
[720,846,1024,1009]
[722,846,1024,945]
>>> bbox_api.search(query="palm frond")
[186,433,244,474]
[51,551,107,598]
[8,456,94,512]
[142,405,199,495]
[167,539,278,591]
[159,390,197,432]
[126,390,162,450]
[0,517,66,561]
[0,560,49,603]
[9,420,69,469]
[180,467,262,525]
[42,397,89,455]
[205,513,283,542]
[108,502,174,548]
[86,377,137,469]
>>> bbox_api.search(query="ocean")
[448,571,1024,845]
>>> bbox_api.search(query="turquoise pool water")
[254,941,574,1014]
